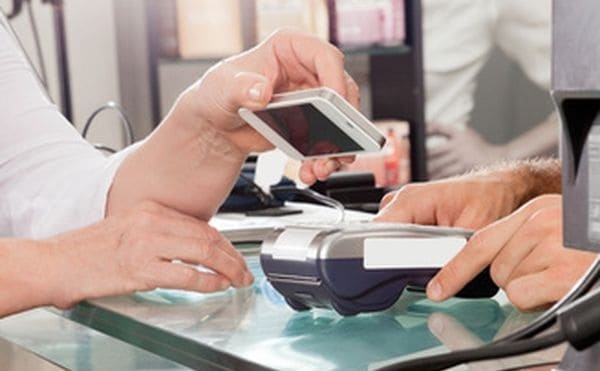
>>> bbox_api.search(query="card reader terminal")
[260,222,498,316]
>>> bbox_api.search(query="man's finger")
[491,205,560,287]
[427,142,453,159]
[426,197,559,301]
[378,191,397,210]
[504,270,567,312]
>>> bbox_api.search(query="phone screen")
[254,103,363,156]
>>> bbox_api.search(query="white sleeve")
[495,0,552,90]
[0,21,133,238]
[422,0,495,128]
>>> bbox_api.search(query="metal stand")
[42,0,72,121]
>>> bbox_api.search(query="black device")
[260,222,498,316]
[554,0,600,368]
[552,0,600,253]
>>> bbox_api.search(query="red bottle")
[384,128,400,187]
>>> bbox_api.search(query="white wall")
[1,0,126,150]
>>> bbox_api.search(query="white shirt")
[0,20,129,238]
[423,0,551,129]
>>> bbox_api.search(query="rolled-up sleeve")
[0,20,134,238]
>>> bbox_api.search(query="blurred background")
[1,0,556,185]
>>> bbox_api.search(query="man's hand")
[375,159,561,230]
[427,125,508,180]
[426,195,597,311]
[375,172,523,230]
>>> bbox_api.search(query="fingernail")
[327,159,339,172]
[248,83,265,102]
[243,272,255,286]
[427,280,443,301]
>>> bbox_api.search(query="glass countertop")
[0,309,191,371]
[63,254,557,371]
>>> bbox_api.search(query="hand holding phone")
[239,87,385,160]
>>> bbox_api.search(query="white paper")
[255,149,287,193]
[271,228,322,261]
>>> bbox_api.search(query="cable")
[2,2,50,97]
[271,185,346,223]
[489,256,600,345]
[237,172,281,208]
[376,331,565,371]
[92,143,117,154]
[499,361,563,371]
[557,286,600,350]
[233,173,347,220]
[82,101,135,150]
[373,256,600,371]
[24,0,47,87]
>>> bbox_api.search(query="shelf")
[159,56,223,65]
[339,44,411,56]
[158,44,410,65]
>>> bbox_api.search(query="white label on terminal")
[271,228,321,261]
[363,237,467,269]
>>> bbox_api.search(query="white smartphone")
[238,87,386,160]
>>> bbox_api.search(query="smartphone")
[238,87,386,160]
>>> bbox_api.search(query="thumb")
[428,123,459,138]
[230,72,274,111]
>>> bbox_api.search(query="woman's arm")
[1,27,357,236]
[106,30,359,219]
[0,201,253,318]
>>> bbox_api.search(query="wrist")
[486,158,562,209]
[161,95,248,163]
[494,167,533,209]
[108,94,249,220]
[0,240,74,312]
[41,239,85,309]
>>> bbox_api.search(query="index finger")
[427,124,457,138]
[426,196,561,301]
[272,31,347,96]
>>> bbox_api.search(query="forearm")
[474,157,561,208]
[105,30,353,220]
[106,96,247,220]
[505,112,559,159]
[0,239,58,317]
